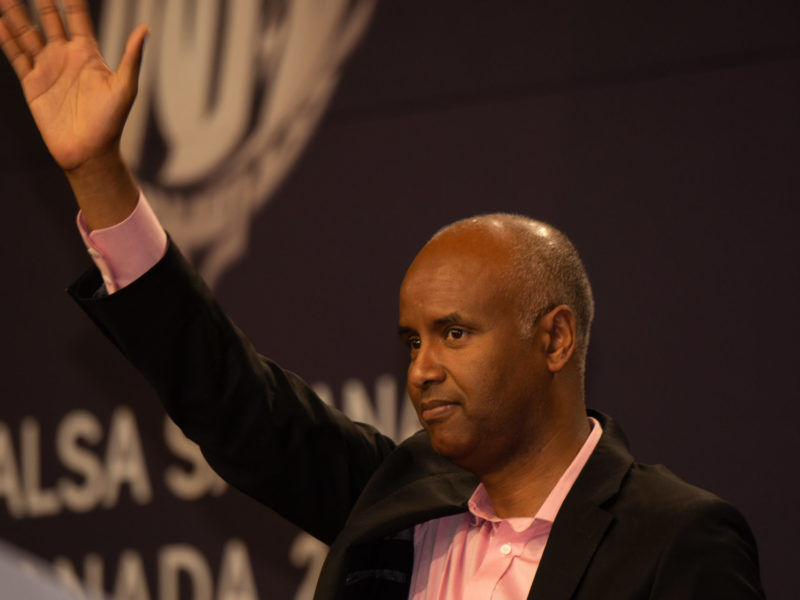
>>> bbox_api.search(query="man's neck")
[480,416,591,518]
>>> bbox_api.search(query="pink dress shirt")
[77,196,604,599]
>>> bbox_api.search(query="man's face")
[398,228,550,476]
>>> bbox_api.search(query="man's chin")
[427,431,476,470]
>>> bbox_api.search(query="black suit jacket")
[70,242,764,599]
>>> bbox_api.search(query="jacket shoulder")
[567,412,764,598]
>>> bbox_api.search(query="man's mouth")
[419,400,459,423]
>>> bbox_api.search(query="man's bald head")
[430,214,595,374]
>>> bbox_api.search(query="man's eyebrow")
[398,313,466,337]
[397,325,415,337]
[434,313,463,326]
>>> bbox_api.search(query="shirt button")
[500,543,512,556]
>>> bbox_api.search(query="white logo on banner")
[99,0,376,286]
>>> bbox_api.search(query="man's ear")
[541,305,576,373]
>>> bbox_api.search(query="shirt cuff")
[76,192,168,294]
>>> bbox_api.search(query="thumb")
[117,23,149,96]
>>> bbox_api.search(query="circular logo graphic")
[99,0,376,285]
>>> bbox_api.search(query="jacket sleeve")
[68,240,398,545]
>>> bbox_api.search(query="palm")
[24,38,130,170]
[0,0,146,171]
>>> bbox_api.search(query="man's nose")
[408,343,446,390]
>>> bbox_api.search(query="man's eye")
[446,328,466,340]
[407,337,421,350]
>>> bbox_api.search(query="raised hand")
[0,0,147,228]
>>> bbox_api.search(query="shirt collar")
[467,417,603,532]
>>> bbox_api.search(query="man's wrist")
[65,149,139,231]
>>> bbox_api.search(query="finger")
[62,0,93,38]
[0,0,44,57]
[116,23,148,95]
[35,0,66,42]
[0,17,32,79]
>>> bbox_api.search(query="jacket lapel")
[528,411,634,600]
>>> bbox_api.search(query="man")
[0,1,764,598]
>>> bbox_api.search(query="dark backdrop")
[1,1,798,598]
